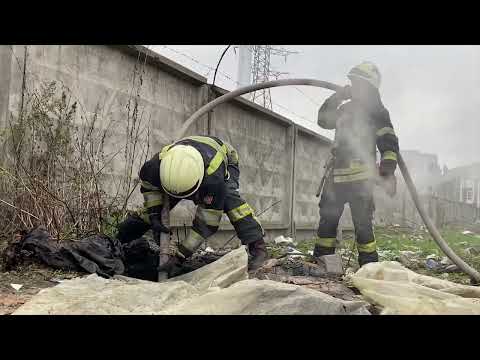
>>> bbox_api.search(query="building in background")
[436,162,480,207]
[371,149,442,226]
[380,149,442,195]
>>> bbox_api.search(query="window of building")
[462,179,474,204]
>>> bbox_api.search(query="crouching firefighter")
[116,135,267,273]
[315,61,399,267]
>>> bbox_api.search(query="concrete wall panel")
[210,99,294,228]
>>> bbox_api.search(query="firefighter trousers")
[116,177,264,251]
[315,178,378,266]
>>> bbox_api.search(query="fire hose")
[160,78,480,283]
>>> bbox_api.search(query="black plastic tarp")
[1,227,221,281]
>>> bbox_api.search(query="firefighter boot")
[248,238,267,271]
[358,251,379,267]
[313,244,335,258]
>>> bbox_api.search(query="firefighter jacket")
[138,135,240,247]
[317,92,399,183]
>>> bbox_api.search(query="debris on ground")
[0,226,230,282]
[1,226,125,278]
[2,228,369,314]
[284,247,307,258]
[465,247,480,256]
[440,257,453,266]
[0,262,84,315]
[274,236,295,246]
[395,250,422,269]
[315,254,344,276]
[0,293,32,315]
[444,264,461,273]
[3,224,480,315]
[10,284,23,291]
[267,238,309,260]
[377,249,395,259]
[425,258,441,271]
[251,254,345,280]
[12,247,370,315]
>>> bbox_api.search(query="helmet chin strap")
[161,179,201,199]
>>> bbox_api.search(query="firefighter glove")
[149,212,170,237]
[337,85,352,101]
[379,159,397,177]
[383,175,397,198]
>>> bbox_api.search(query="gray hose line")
[176,79,341,140]
[178,78,480,282]
[398,154,480,281]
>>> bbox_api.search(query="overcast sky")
[149,45,480,169]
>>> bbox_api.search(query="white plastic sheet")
[351,261,480,315]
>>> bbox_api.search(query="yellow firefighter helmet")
[347,61,381,89]
[160,145,205,198]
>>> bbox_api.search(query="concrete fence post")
[0,46,12,129]
[288,125,298,240]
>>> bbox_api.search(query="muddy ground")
[0,263,83,315]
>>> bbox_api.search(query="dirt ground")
[0,263,83,315]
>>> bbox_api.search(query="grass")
[375,226,480,284]
[375,227,480,260]
[289,226,480,285]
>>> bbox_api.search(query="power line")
[213,45,232,88]
[293,86,322,107]
[159,46,318,123]
[160,45,235,83]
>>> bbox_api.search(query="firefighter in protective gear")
[315,61,399,267]
[116,135,267,271]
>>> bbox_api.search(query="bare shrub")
[0,60,151,243]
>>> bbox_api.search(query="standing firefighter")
[315,61,399,266]
[116,135,267,271]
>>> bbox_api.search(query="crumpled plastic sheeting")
[157,279,370,315]
[351,261,480,315]
[168,245,249,292]
[13,246,370,315]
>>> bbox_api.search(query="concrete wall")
[294,128,334,240]
[210,88,294,229]
[399,192,480,228]
[0,46,12,127]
